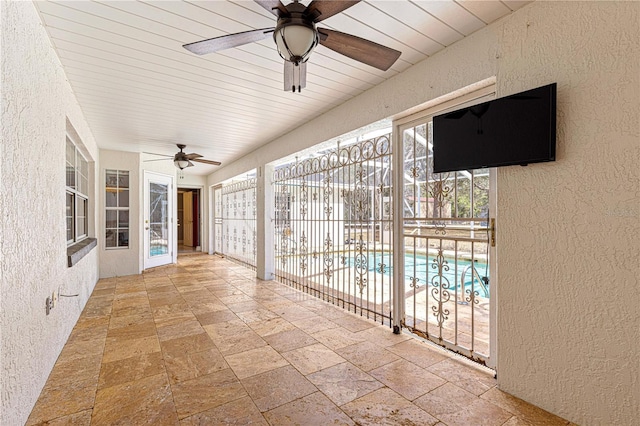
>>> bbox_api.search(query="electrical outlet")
[52,291,58,308]
[45,296,53,315]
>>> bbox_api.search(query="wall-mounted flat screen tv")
[433,83,556,173]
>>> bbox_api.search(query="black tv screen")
[433,83,556,173]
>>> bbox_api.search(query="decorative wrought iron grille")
[401,120,492,365]
[273,135,393,325]
[216,177,257,270]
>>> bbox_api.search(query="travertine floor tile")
[241,365,317,412]
[264,392,354,426]
[225,346,289,379]
[307,362,384,406]
[414,382,512,426]
[92,373,178,425]
[160,332,216,358]
[291,314,341,334]
[386,338,449,368]
[98,351,165,389]
[331,313,378,332]
[427,358,495,396]
[312,326,367,350]
[170,369,247,419]
[106,320,156,341]
[164,348,228,384]
[35,409,92,426]
[248,316,297,337]
[156,319,205,342]
[336,341,401,372]
[341,387,439,426]
[481,387,569,425]
[263,327,318,353]
[102,335,161,363]
[195,308,239,326]
[29,254,571,426]
[179,396,267,425]
[27,378,98,425]
[282,343,346,375]
[370,358,446,400]
[109,312,154,329]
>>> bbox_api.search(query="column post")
[256,163,275,280]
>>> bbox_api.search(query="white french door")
[144,172,174,269]
[393,86,498,368]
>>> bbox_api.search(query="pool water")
[345,252,490,297]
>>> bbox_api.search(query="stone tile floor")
[27,254,572,425]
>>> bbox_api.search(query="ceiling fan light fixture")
[274,22,318,64]
[174,159,190,170]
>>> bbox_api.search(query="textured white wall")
[99,150,140,278]
[1,2,100,425]
[494,3,639,425]
[208,2,639,424]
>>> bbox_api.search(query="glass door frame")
[143,171,175,270]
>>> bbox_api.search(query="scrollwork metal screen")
[401,120,492,365]
[218,178,257,269]
[273,135,393,325]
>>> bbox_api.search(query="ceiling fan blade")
[143,158,171,162]
[192,158,222,166]
[306,0,360,22]
[284,60,307,92]
[143,152,173,158]
[318,28,401,71]
[254,0,287,16]
[187,160,195,168]
[183,28,274,55]
[185,153,203,160]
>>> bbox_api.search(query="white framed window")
[66,136,89,244]
[105,170,129,248]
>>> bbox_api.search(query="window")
[105,170,129,248]
[66,136,89,244]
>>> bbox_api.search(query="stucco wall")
[208,2,639,424]
[1,2,100,425]
[494,3,639,425]
[99,150,140,278]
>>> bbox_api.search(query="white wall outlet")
[52,290,58,308]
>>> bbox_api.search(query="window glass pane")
[118,171,129,189]
[105,229,117,247]
[77,198,87,237]
[118,230,129,248]
[66,193,74,241]
[118,189,129,208]
[106,210,117,228]
[106,170,118,188]
[66,139,76,189]
[118,210,129,228]
[106,189,118,207]
[79,174,88,196]
[78,155,88,178]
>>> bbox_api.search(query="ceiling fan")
[144,144,222,170]
[182,0,402,92]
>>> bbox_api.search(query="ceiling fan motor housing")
[274,2,319,65]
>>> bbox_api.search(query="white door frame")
[143,171,175,269]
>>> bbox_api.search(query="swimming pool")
[346,252,490,297]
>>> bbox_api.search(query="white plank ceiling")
[34,0,531,175]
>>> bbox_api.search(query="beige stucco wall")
[99,149,141,278]
[1,1,100,425]
[494,3,639,424]
[209,2,639,424]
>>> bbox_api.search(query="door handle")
[145,227,149,230]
